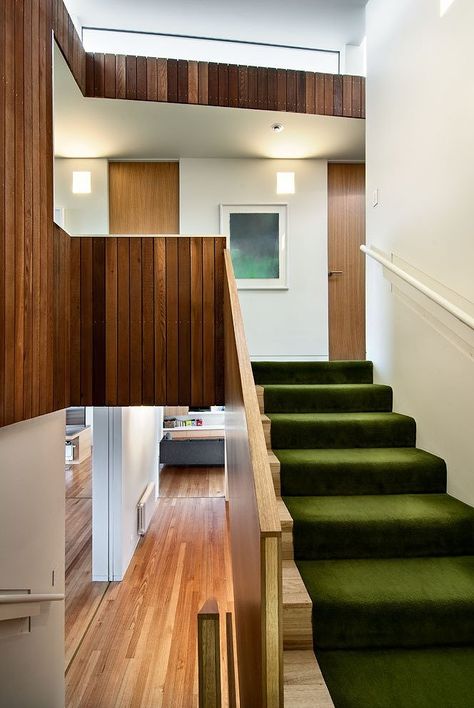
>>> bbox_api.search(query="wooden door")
[109,162,179,233]
[328,163,366,360]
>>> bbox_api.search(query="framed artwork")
[220,203,288,289]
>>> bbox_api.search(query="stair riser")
[252,361,374,386]
[280,466,447,497]
[283,606,313,650]
[263,388,393,414]
[291,520,474,560]
[271,420,416,449]
[313,604,474,651]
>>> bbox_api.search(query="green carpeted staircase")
[252,360,474,708]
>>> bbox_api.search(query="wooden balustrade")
[224,251,283,708]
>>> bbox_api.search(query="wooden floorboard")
[65,457,92,498]
[159,464,225,498]
[66,465,234,708]
[65,455,109,672]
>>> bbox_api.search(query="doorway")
[327,162,366,360]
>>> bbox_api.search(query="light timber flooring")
[66,465,234,708]
[65,457,109,671]
[159,464,225,498]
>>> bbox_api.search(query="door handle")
[328,270,344,277]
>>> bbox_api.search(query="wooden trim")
[224,250,283,707]
[198,598,222,708]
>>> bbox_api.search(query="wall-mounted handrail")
[0,593,64,604]
[361,245,474,331]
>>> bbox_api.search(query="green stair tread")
[269,412,416,449]
[276,447,447,496]
[284,493,474,559]
[263,383,393,413]
[298,556,474,650]
[252,360,373,385]
[317,646,474,708]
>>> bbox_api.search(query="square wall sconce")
[72,170,91,194]
[276,171,295,194]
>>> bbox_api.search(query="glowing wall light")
[72,170,91,194]
[276,172,295,194]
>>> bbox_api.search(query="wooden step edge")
[278,497,293,560]
[283,559,313,650]
[256,385,264,414]
[260,414,271,449]
[268,450,281,496]
[284,650,335,708]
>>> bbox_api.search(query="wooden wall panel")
[53,0,86,94]
[69,237,225,407]
[108,162,179,235]
[78,48,367,118]
[0,0,364,430]
[0,0,71,428]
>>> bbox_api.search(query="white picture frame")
[219,203,288,290]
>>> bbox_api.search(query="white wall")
[0,412,65,707]
[54,157,109,234]
[110,407,161,580]
[366,0,474,504]
[180,158,329,360]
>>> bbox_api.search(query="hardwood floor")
[65,456,108,671]
[66,465,233,708]
[159,464,225,498]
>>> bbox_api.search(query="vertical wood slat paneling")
[166,237,179,404]
[141,238,155,405]
[129,238,143,405]
[202,239,216,403]
[178,238,191,403]
[53,225,70,411]
[52,0,86,94]
[154,238,167,402]
[105,237,118,405]
[190,238,203,408]
[0,0,6,427]
[74,44,366,119]
[0,0,364,431]
[69,237,225,407]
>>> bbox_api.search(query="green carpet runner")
[252,360,474,708]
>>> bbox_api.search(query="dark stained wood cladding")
[70,236,226,408]
[52,0,86,94]
[0,0,59,428]
[53,225,71,411]
[82,54,365,119]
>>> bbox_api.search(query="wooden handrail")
[224,251,281,535]
[224,250,283,708]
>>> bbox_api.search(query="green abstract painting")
[229,212,280,279]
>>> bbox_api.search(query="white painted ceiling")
[54,45,365,160]
[64,0,368,52]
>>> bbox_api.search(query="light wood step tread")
[283,560,311,610]
[278,498,293,531]
[284,650,335,708]
[268,450,281,496]
[261,414,271,448]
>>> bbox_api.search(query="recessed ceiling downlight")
[271,123,284,133]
